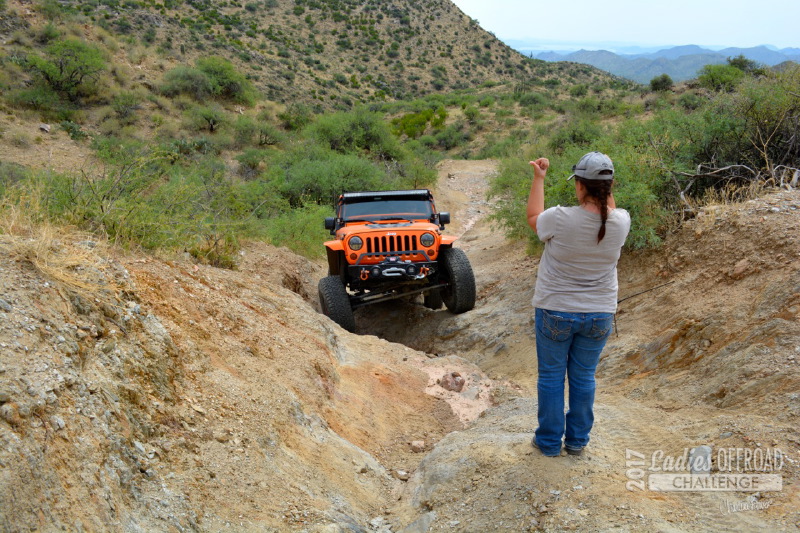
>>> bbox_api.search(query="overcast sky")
[449,0,800,51]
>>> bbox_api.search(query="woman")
[527,152,630,457]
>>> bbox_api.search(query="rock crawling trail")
[0,160,798,532]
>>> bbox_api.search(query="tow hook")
[360,269,370,281]
[419,266,430,277]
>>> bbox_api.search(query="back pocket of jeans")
[538,309,573,342]
[589,315,612,340]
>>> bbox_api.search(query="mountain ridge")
[524,44,800,83]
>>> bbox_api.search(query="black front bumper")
[347,252,438,283]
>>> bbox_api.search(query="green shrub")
[60,120,88,140]
[678,92,704,110]
[267,143,384,207]
[278,103,313,131]
[697,64,744,92]
[37,22,60,44]
[236,148,268,177]
[258,123,285,146]
[307,108,403,160]
[161,56,256,104]
[569,84,588,97]
[548,119,602,153]
[186,104,228,132]
[111,91,141,121]
[434,123,467,150]
[232,115,259,147]
[463,106,479,122]
[161,65,213,99]
[196,56,257,105]
[263,204,331,258]
[649,74,673,92]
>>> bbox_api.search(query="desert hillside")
[1,160,798,531]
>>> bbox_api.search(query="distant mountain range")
[520,45,800,84]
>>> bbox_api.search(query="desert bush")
[258,122,285,146]
[697,64,744,92]
[266,142,384,207]
[650,74,673,92]
[548,119,603,153]
[569,84,588,97]
[262,203,331,258]
[111,91,141,122]
[678,92,704,110]
[306,107,403,161]
[434,123,468,150]
[278,103,313,131]
[186,104,228,132]
[232,114,259,147]
[236,148,268,177]
[196,56,257,105]
[161,56,256,104]
[60,120,88,140]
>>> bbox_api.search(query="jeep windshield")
[341,199,433,222]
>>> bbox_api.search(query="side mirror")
[438,212,450,226]
[324,217,336,234]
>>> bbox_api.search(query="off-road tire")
[423,289,444,310]
[318,275,356,332]
[439,247,476,314]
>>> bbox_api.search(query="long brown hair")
[576,177,613,242]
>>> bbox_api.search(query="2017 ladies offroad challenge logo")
[625,446,785,492]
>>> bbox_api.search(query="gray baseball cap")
[567,151,615,180]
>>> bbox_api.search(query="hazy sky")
[449,0,800,51]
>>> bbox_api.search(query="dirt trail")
[1,160,798,532]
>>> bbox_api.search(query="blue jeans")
[534,308,613,455]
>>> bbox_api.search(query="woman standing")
[527,152,630,457]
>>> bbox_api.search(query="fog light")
[371,266,381,277]
[406,265,417,276]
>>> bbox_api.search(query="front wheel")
[318,276,355,332]
[439,247,476,314]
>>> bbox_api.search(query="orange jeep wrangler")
[319,189,476,332]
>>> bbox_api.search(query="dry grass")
[0,194,125,313]
[697,179,774,207]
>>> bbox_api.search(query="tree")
[727,54,759,73]
[27,39,106,100]
[697,64,744,92]
[650,74,673,92]
[196,56,256,105]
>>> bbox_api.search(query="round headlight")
[349,236,363,251]
[420,233,435,247]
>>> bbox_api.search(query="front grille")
[365,234,418,255]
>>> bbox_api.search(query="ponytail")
[576,178,613,243]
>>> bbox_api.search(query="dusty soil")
[1,159,799,532]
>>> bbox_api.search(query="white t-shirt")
[532,205,631,314]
